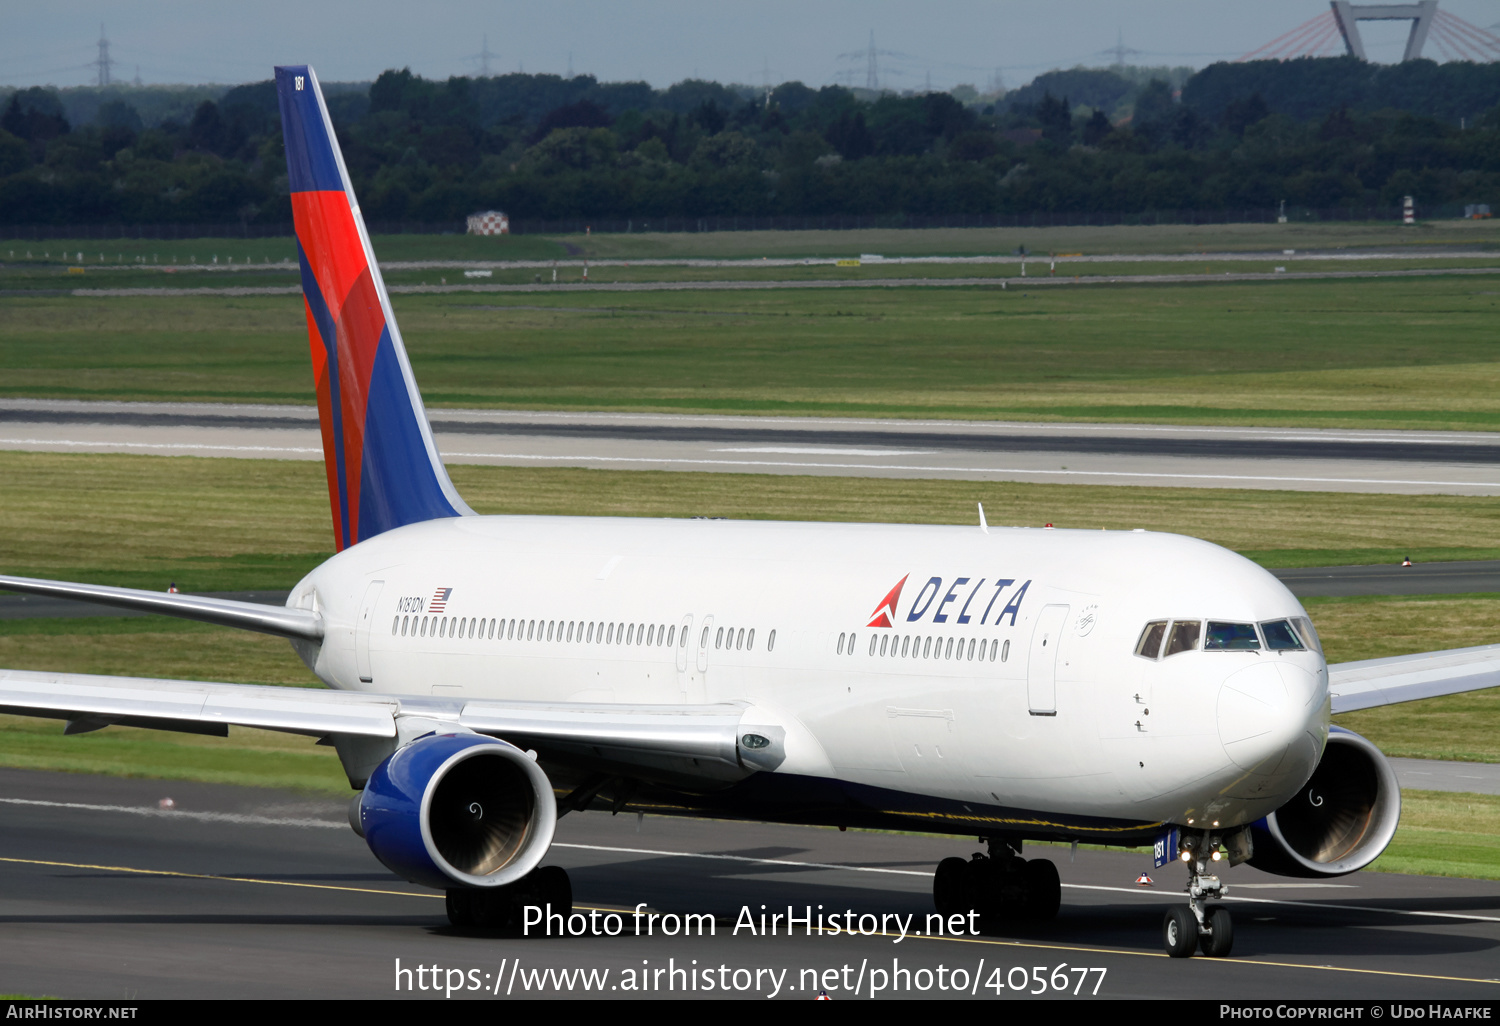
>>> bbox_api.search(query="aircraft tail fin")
[275,65,472,551]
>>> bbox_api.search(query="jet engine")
[1247,726,1401,878]
[355,732,557,890]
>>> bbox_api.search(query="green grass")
[10,452,1500,593]
[1316,595,1500,763]
[1367,790,1500,880]
[3,275,1500,428]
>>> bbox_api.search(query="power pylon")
[94,24,114,87]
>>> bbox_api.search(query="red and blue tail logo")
[275,66,472,551]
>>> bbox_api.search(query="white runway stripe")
[0,796,343,829]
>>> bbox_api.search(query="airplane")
[3,64,1499,960]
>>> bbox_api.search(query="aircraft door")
[1027,603,1069,715]
[355,580,385,683]
[696,615,714,673]
[675,615,693,673]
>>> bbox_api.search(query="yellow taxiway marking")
[0,856,438,900]
[6,855,1498,986]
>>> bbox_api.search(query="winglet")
[275,66,473,551]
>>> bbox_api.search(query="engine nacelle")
[356,732,557,890]
[1248,726,1401,878]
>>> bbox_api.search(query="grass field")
[8,452,1500,591]
[3,275,1500,429]
[7,219,1500,266]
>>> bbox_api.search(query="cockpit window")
[1165,620,1201,657]
[1292,616,1323,655]
[1206,621,1260,650]
[1134,620,1168,660]
[1260,619,1306,651]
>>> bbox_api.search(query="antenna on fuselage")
[978,503,989,535]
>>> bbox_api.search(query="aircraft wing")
[0,574,322,641]
[1328,642,1500,713]
[0,668,763,776]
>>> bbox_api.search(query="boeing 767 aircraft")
[3,66,1497,959]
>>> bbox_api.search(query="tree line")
[0,56,1497,229]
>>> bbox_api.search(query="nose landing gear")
[933,838,1061,927]
[1163,832,1234,958]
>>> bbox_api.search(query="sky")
[4,1,1499,92]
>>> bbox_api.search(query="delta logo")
[867,574,1032,628]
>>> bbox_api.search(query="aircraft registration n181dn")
[4,65,1498,960]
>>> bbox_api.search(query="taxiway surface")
[1,768,1496,1000]
[4,399,1500,495]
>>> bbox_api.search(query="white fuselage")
[288,517,1330,838]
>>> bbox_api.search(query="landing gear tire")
[445,888,475,927]
[933,857,973,918]
[1021,859,1061,921]
[445,866,573,929]
[1163,905,1198,958]
[1199,905,1234,958]
[531,865,573,913]
[932,851,1060,928]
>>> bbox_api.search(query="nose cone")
[1218,661,1323,797]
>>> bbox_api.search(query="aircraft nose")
[1217,661,1322,779]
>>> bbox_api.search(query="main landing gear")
[933,838,1061,927]
[445,865,572,929]
[1162,833,1234,958]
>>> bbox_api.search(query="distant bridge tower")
[1330,1,1438,62]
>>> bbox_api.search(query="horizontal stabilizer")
[1329,642,1500,713]
[0,574,323,641]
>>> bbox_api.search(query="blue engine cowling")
[356,732,557,890]
[1247,726,1402,878]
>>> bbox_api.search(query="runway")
[5,399,1500,495]
[1,768,1496,1000]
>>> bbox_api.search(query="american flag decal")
[430,587,453,614]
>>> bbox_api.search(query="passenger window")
[1260,619,1306,651]
[837,632,846,654]
[847,633,856,655]
[767,629,776,652]
[923,637,932,658]
[747,629,755,650]
[967,639,976,660]
[1206,621,1260,651]
[868,635,877,656]
[669,625,678,647]
[1002,639,1010,662]
[737,628,745,650]
[1135,620,1168,660]
[488,619,496,639]
[1165,620,1201,656]
[717,627,725,649]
